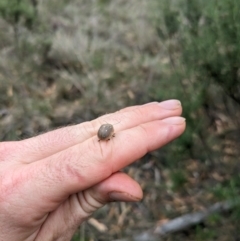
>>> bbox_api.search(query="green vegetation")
[170,170,187,191]
[0,0,240,240]
[195,225,217,241]
[0,0,37,45]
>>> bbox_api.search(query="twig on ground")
[112,200,237,241]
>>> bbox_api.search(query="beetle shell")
[97,124,115,141]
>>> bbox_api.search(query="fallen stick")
[113,200,237,241]
[154,200,233,235]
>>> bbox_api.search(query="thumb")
[35,172,142,241]
[90,171,143,202]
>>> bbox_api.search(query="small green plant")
[195,225,217,241]
[0,0,36,45]
[212,175,240,200]
[206,213,221,226]
[170,170,187,191]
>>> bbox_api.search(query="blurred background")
[0,0,240,240]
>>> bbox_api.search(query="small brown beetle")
[97,123,115,141]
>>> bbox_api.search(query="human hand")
[0,100,185,241]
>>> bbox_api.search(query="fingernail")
[161,116,186,124]
[144,101,159,106]
[109,192,141,202]
[159,100,181,110]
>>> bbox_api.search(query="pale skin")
[0,100,186,241]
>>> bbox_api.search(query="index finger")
[13,100,182,163]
